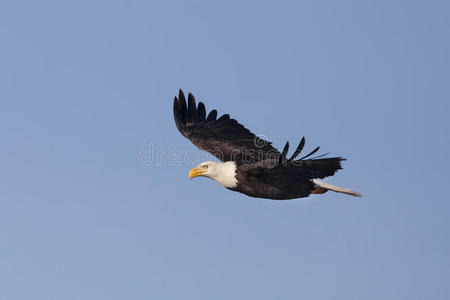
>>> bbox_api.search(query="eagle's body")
[232,160,319,199]
[174,90,361,200]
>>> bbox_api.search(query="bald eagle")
[173,90,361,200]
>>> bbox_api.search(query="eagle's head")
[189,161,238,188]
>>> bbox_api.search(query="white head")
[188,161,238,188]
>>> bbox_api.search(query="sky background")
[1,0,449,299]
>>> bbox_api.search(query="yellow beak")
[189,167,206,179]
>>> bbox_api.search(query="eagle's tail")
[311,179,362,197]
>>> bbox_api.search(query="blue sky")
[1,0,449,299]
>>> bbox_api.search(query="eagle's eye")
[202,165,208,169]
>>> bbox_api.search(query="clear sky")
[1,0,449,299]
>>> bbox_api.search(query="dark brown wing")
[173,90,280,164]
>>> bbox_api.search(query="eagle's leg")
[311,187,328,194]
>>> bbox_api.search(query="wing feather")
[205,110,217,122]
[288,137,306,162]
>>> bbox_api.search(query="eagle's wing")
[173,90,280,164]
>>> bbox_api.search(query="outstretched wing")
[173,90,280,164]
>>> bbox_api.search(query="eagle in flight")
[173,90,361,200]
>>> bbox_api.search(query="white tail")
[312,179,362,197]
